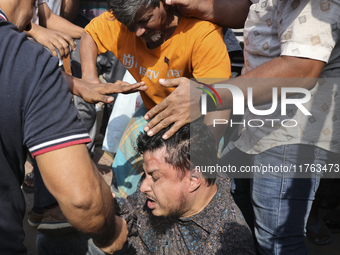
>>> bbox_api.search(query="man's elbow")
[60,187,112,231]
[67,186,105,211]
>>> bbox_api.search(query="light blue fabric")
[220,142,338,255]
[111,105,148,198]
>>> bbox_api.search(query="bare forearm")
[80,31,101,82]
[205,0,251,28]
[168,0,251,28]
[43,13,83,38]
[204,109,230,144]
[39,3,83,38]
[215,56,325,109]
[142,57,325,140]
[60,162,117,247]
[62,165,117,245]
[36,145,117,247]
[61,0,80,22]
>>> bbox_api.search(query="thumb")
[100,95,114,104]
[159,77,189,88]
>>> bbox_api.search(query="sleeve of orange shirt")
[191,22,231,83]
[84,11,120,56]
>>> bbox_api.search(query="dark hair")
[107,0,161,28]
[136,120,217,185]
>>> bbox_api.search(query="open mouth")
[149,31,163,42]
[142,31,163,42]
[145,195,157,209]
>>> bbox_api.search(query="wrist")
[92,216,127,254]
[91,214,117,248]
[82,73,100,84]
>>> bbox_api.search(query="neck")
[0,1,29,31]
[181,183,217,218]
[0,9,7,21]
[0,3,11,22]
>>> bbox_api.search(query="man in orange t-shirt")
[80,0,231,197]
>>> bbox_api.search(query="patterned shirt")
[115,178,255,255]
[234,0,340,154]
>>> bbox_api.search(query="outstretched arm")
[144,56,325,139]
[36,144,128,253]
[165,0,251,28]
[61,0,80,22]
[63,71,147,104]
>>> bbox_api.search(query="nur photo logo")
[198,83,312,128]
[197,82,223,109]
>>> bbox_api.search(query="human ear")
[188,168,202,193]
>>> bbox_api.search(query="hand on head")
[164,0,207,19]
[144,77,201,140]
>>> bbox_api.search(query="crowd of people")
[1,0,340,255]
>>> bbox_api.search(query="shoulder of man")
[0,20,59,95]
[85,11,125,35]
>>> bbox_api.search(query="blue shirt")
[0,10,90,254]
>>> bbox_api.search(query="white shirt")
[234,0,340,154]
[46,0,62,15]
[32,0,46,24]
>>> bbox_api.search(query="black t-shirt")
[0,12,90,254]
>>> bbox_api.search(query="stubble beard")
[149,30,163,42]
